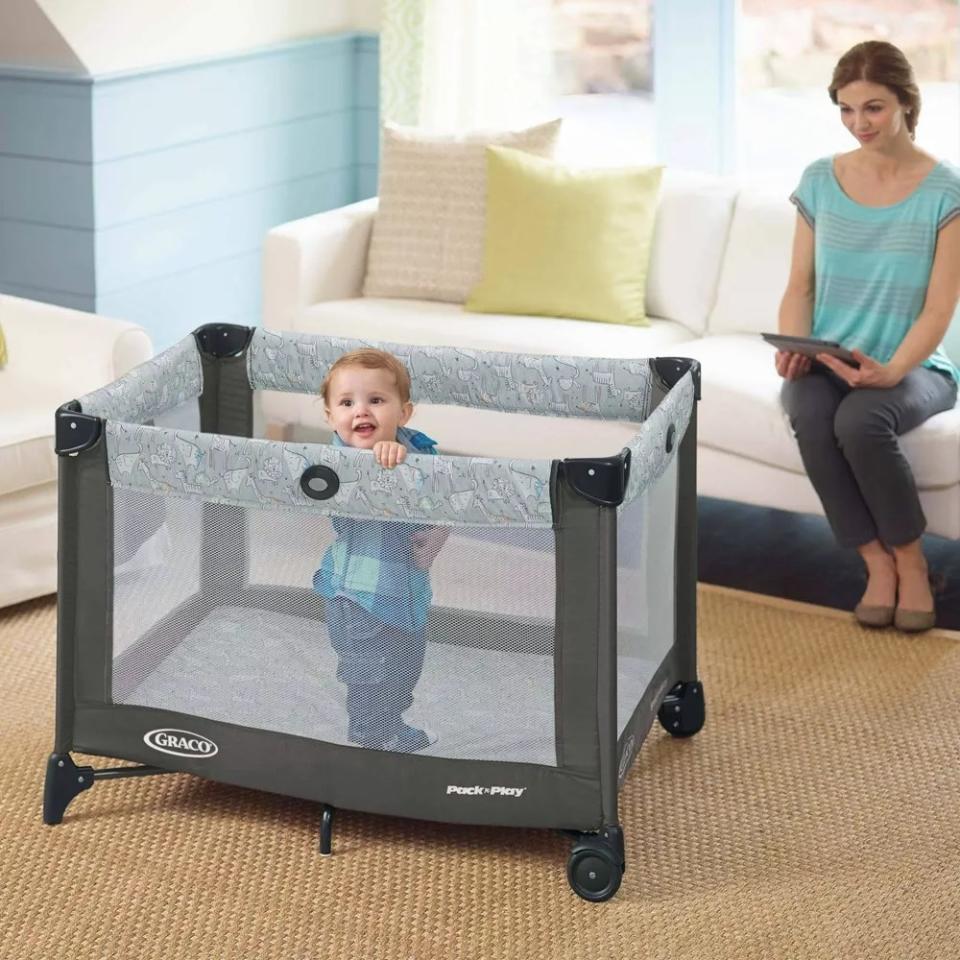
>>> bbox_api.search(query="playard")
[44,324,704,902]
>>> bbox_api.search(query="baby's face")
[325,366,412,449]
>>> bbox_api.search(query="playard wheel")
[657,680,706,738]
[567,839,623,902]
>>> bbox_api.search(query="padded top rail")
[101,372,693,524]
[104,423,556,527]
[74,326,693,520]
[247,328,655,421]
[74,327,666,427]
[621,370,695,512]
[77,336,203,424]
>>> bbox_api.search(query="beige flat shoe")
[854,604,895,628]
[894,607,936,633]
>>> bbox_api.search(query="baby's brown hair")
[320,348,412,406]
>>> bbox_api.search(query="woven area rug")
[2,588,958,960]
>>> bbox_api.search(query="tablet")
[761,333,859,366]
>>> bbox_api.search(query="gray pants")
[780,365,957,548]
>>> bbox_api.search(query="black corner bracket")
[55,401,102,455]
[562,448,631,507]
[653,357,701,401]
[193,323,255,359]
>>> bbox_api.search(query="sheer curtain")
[380,0,556,131]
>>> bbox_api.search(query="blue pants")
[323,596,427,734]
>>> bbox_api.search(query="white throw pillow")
[362,119,562,303]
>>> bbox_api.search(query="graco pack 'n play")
[44,324,705,902]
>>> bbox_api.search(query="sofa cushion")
[0,400,57,498]
[708,188,796,336]
[674,334,960,489]
[466,147,662,325]
[362,120,561,304]
[644,171,738,335]
[294,297,696,357]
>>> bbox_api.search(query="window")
[549,0,656,165]
[738,0,960,186]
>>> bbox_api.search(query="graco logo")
[144,729,219,759]
[447,784,526,798]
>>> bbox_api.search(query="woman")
[777,40,960,632]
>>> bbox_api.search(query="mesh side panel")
[616,455,678,735]
[113,490,202,665]
[112,489,558,765]
[151,396,201,433]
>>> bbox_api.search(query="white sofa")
[0,296,153,607]
[261,171,960,539]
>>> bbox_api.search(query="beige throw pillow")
[363,119,562,303]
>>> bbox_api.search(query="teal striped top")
[790,157,960,382]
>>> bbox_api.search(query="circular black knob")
[300,465,340,500]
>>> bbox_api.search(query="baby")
[313,348,447,753]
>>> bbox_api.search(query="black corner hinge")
[653,357,701,401]
[562,448,631,507]
[55,402,101,455]
[193,323,255,359]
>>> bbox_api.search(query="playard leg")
[566,825,625,902]
[657,680,706,738]
[43,753,173,825]
[319,804,335,855]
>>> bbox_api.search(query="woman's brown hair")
[828,41,921,139]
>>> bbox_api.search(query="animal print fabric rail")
[247,329,654,421]
[104,423,556,527]
[77,336,203,424]
[621,371,694,512]
[80,328,691,522]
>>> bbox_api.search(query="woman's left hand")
[815,349,904,389]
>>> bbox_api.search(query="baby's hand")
[373,440,407,469]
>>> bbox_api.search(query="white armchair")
[0,295,152,607]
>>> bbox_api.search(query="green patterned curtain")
[380,0,555,131]
[380,0,426,126]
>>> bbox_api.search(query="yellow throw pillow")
[0,323,6,368]
[466,147,663,326]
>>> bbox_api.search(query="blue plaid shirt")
[313,427,439,633]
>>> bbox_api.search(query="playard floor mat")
[6,587,958,960]
[116,604,659,766]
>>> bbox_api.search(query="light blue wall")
[354,36,379,201]
[0,71,95,312]
[0,34,380,351]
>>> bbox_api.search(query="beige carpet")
[1,589,958,960]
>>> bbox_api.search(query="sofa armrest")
[0,295,152,401]
[263,197,379,333]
